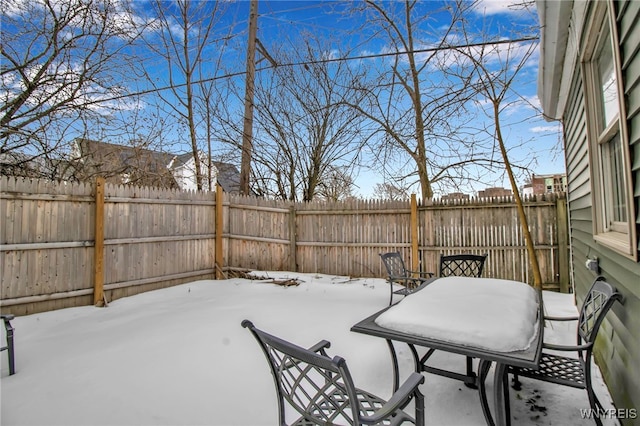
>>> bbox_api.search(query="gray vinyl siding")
[561,0,640,417]
[617,0,640,412]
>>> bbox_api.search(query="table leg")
[465,356,478,389]
[385,339,400,392]
[493,362,511,426]
[408,343,421,372]
[478,359,495,426]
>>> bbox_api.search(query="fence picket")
[1,177,567,314]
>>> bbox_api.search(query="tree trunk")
[493,103,543,289]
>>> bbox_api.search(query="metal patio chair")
[242,320,425,426]
[380,252,434,306]
[439,253,487,278]
[1,314,15,375]
[507,276,622,426]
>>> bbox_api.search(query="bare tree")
[142,0,229,191]
[194,13,238,191]
[345,0,494,200]
[372,182,410,201]
[316,166,356,202]
[1,0,146,174]
[251,34,370,201]
[451,24,543,288]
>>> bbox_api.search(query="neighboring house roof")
[74,138,242,192]
[74,138,178,188]
[0,151,36,177]
[168,153,194,169]
[0,151,30,168]
[212,161,241,193]
[0,152,74,179]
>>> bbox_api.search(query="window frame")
[580,0,637,260]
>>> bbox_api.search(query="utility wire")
[84,35,539,107]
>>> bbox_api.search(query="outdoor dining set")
[2,250,620,425]
[243,252,622,426]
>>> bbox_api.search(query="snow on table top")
[375,277,539,353]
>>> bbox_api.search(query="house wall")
[175,158,198,192]
[174,158,214,192]
[563,0,640,416]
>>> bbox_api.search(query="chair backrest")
[380,252,408,279]
[439,254,487,277]
[577,277,622,345]
[242,320,364,425]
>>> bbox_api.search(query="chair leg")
[584,358,603,426]
[3,317,15,375]
[389,283,393,306]
[511,372,521,391]
[415,389,425,426]
[502,367,511,426]
[7,337,15,375]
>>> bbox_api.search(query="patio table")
[351,276,544,426]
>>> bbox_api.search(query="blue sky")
[226,0,564,197]
[2,0,564,198]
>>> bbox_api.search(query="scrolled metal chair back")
[380,252,408,278]
[242,320,366,425]
[439,254,487,278]
[577,277,622,345]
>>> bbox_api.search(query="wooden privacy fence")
[226,193,569,292]
[1,176,569,315]
[1,177,217,315]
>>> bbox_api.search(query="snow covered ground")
[0,272,619,425]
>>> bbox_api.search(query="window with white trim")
[582,1,637,259]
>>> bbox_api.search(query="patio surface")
[0,272,619,425]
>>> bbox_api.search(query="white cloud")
[1,0,29,17]
[321,49,341,61]
[427,37,538,76]
[524,94,541,110]
[471,0,537,16]
[531,125,561,133]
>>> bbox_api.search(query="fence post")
[411,194,419,273]
[289,206,297,272]
[215,184,224,279]
[93,177,105,306]
[556,196,570,293]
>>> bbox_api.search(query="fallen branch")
[268,278,301,287]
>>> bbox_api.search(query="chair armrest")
[388,276,430,285]
[361,372,424,423]
[407,270,435,277]
[544,315,579,322]
[307,340,331,356]
[543,342,592,352]
[388,275,413,281]
[282,340,332,371]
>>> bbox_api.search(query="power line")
[85,35,539,107]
